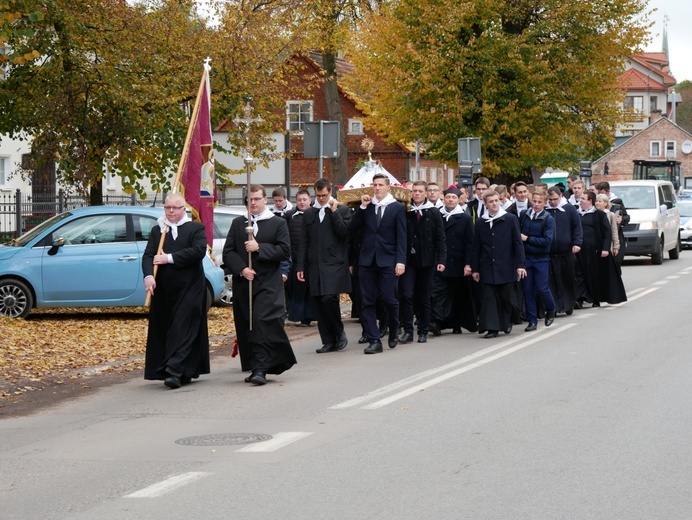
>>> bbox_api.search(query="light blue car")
[0,206,225,318]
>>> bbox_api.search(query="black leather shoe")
[244,372,255,383]
[388,333,398,349]
[545,311,555,327]
[592,301,600,308]
[164,376,181,389]
[364,340,383,354]
[337,331,348,351]
[573,300,583,310]
[417,334,427,343]
[180,375,191,385]
[250,371,267,385]
[504,323,512,334]
[358,335,369,344]
[378,326,388,338]
[452,327,462,334]
[524,322,537,332]
[398,332,414,344]
[483,331,499,339]
[429,322,441,336]
[316,344,337,353]
[565,308,573,316]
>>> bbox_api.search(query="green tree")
[0,0,211,203]
[346,0,651,177]
[675,80,692,134]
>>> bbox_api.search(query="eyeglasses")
[164,205,184,211]
[249,197,264,202]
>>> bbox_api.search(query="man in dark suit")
[399,180,446,343]
[296,178,352,353]
[466,176,490,221]
[352,173,407,354]
[506,181,530,216]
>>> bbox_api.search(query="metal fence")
[0,186,250,243]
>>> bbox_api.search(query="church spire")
[662,14,669,60]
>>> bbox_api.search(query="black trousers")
[314,293,344,346]
[359,263,399,342]
[399,263,434,335]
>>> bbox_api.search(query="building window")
[286,101,313,132]
[0,156,8,186]
[348,119,364,135]
[666,140,676,159]
[624,96,643,111]
[650,141,661,157]
[650,96,658,112]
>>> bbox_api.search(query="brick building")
[591,113,692,187]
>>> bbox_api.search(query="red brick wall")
[592,118,692,184]
[287,56,410,187]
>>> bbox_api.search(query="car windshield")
[11,212,73,247]
[615,186,655,210]
[677,201,692,217]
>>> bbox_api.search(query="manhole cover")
[175,433,273,446]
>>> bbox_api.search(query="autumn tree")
[346,0,652,178]
[0,0,211,203]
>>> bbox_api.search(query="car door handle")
[117,256,138,262]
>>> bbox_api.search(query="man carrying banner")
[143,193,211,389]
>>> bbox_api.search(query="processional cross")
[233,97,264,330]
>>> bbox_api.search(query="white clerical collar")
[250,208,275,235]
[157,214,191,240]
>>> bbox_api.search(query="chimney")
[650,109,663,124]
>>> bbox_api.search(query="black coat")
[440,211,473,278]
[471,213,525,285]
[223,214,296,374]
[142,221,210,381]
[545,203,583,255]
[404,206,447,268]
[296,204,352,296]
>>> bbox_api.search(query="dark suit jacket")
[471,213,525,285]
[352,201,407,268]
[404,207,447,267]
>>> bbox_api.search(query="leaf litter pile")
[0,307,236,406]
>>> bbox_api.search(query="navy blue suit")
[352,200,407,342]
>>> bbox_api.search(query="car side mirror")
[47,236,66,256]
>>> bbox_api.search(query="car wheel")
[217,273,233,307]
[651,236,664,265]
[0,279,34,318]
[669,234,681,260]
[205,284,213,313]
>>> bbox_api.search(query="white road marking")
[124,472,211,498]
[665,275,680,279]
[652,280,669,285]
[362,323,578,409]
[329,333,545,410]
[236,431,313,452]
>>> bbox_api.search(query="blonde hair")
[596,193,610,209]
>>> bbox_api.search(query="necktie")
[376,205,382,229]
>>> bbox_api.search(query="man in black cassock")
[223,184,296,385]
[296,178,352,353]
[142,193,210,390]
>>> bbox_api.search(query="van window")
[660,184,676,206]
[616,185,655,209]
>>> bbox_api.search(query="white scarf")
[547,197,568,212]
[568,194,580,206]
[272,199,293,216]
[250,207,275,236]
[313,197,335,223]
[434,199,444,208]
[481,207,507,229]
[439,204,465,221]
[291,210,304,219]
[578,206,596,216]
[372,193,397,208]
[157,214,191,240]
[515,200,528,213]
[410,199,435,215]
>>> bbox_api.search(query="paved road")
[2,255,692,519]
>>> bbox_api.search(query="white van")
[609,180,681,264]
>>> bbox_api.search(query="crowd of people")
[141,175,629,389]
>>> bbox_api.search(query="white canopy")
[343,160,402,189]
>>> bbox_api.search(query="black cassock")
[142,221,210,381]
[223,215,297,375]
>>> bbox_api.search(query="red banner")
[180,66,215,248]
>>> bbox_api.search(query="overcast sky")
[644,0,692,83]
